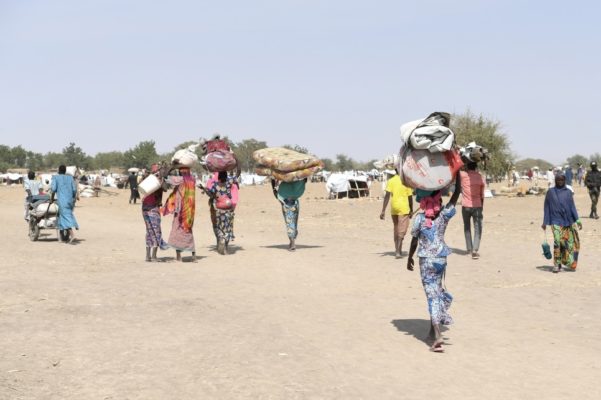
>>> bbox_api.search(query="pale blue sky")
[0,0,599,163]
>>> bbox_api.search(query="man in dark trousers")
[584,161,601,219]
[128,171,139,204]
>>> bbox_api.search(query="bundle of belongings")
[172,143,201,168]
[253,147,323,182]
[396,112,463,191]
[199,135,238,172]
[459,141,489,164]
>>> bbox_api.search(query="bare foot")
[429,340,444,353]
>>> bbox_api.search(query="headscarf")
[419,191,442,228]
[162,167,196,232]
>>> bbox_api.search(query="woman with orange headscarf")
[162,166,197,261]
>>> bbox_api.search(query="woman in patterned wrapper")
[162,166,197,262]
[198,171,239,255]
[406,172,461,353]
[271,178,307,251]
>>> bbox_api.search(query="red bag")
[205,139,230,154]
[205,150,237,172]
[215,195,233,210]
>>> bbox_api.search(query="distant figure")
[584,161,601,219]
[546,168,555,188]
[271,178,306,251]
[24,171,42,220]
[527,169,533,181]
[50,165,79,243]
[460,162,485,259]
[511,169,520,187]
[577,164,585,186]
[407,173,462,353]
[93,175,102,197]
[542,173,582,273]
[128,172,139,204]
[564,165,573,186]
[379,170,413,258]
[163,167,196,261]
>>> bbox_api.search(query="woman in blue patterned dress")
[407,173,461,352]
[204,171,238,255]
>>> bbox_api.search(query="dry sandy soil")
[1,180,600,400]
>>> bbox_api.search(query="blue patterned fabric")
[281,199,299,239]
[411,205,456,257]
[419,257,453,325]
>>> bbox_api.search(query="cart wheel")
[29,221,40,241]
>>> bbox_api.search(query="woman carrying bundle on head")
[199,171,239,255]
[162,166,197,262]
[406,173,461,353]
[271,178,306,251]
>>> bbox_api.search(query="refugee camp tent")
[239,173,268,186]
[326,173,370,199]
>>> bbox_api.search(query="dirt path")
[1,181,600,399]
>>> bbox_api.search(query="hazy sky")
[1,0,599,164]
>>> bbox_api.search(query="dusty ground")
[1,180,600,400]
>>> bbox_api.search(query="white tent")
[239,174,268,186]
[326,173,370,198]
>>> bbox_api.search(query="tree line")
[4,111,585,176]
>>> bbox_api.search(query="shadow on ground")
[261,244,323,251]
[450,247,470,255]
[536,265,575,273]
[391,319,448,346]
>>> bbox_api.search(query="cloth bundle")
[172,143,200,167]
[459,141,489,163]
[397,112,463,191]
[253,147,323,182]
[199,136,238,172]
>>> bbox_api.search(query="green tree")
[43,152,66,169]
[451,111,514,178]
[566,154,588,168]
[234,138,268,172]
[124,141,159,168]
[10,145,28,167]
[321,158,334,171]
[25,151,44,171]
[62,142,90,169]
[514,158,553,172]
[590,153,601,165]
[0,145,12,171]
[335,154,356,171]
[94,151,125,169]
[282,144,309,154]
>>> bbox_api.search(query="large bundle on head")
[397,112,463,191]
[459,141,489,164]
[199,134,238,172]
[253,147,323,182]
[172,143,200,168]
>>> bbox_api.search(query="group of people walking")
[138,164,307,262]
[21,158,598,353]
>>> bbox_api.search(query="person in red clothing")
[460,162,486,259]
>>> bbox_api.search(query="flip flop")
[429,343,444,353]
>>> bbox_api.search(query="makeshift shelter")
[239,173,268,186]
[326,173,370,199]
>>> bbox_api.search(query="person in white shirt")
[24,171,42,220]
